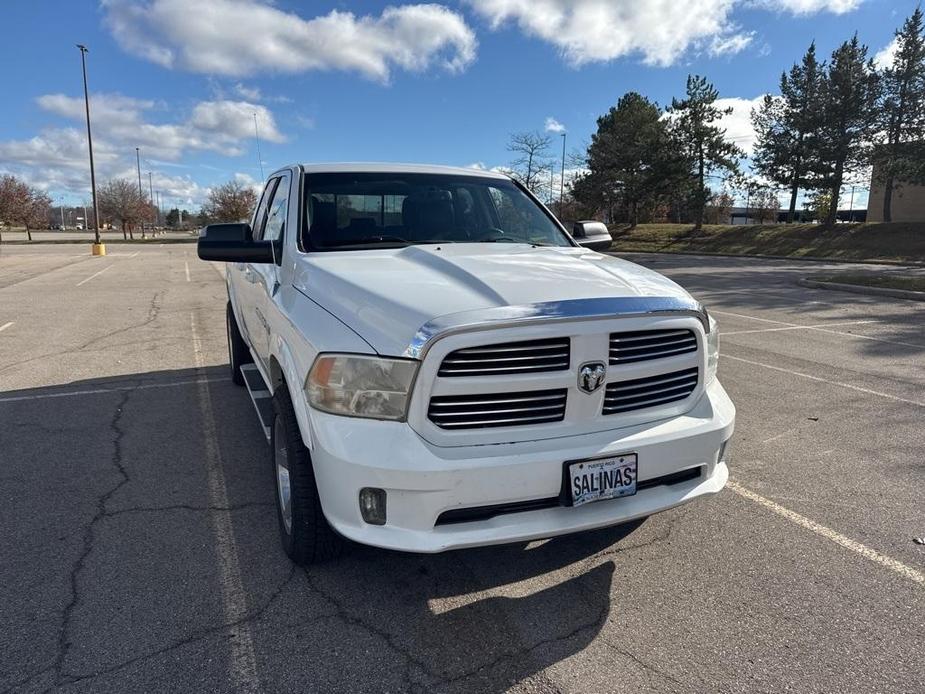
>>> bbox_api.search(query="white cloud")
[663,95,765,155]
[709,32,755,57]
[233,83,262,101]
[874,37,898,69]
[30,93,283,159]
[714,96,766,155]
[101,0,477,81]
[761,0,862,14]
[468,0,861,67]
[0,93,284,204]
[544,117,566,133]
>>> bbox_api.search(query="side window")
[251,178,279,239]
[262,173,291,242]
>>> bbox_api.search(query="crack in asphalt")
[0,290,164,375]
[33,564,302,691]
[301,562,613,694]
[0,390,137,694]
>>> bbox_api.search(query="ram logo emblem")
[577,362,606,394]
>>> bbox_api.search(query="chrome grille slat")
[434,403,565,417]
[429,393,564,407]
[439,338,570,377]
[602,368,698,416]
[609,329,697,365]
[611,337,697,354]
[442,354,567,364]
[609,344,697,362]
[609,329,690,343]
[604,379,698,403]
[434,414,565,429]
[453,344,569,355]
[428,388,567,429]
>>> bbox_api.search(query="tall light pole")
[135,147,145,238]
[148,171,156,229]
[253,112,264,180]
[77,44,101,247]
[559,132,567,215]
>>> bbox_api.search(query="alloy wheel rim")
[274,418,292,534]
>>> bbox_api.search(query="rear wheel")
[226,302,251,386]
[272,386,345,565]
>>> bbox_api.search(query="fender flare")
[270,334,316,451]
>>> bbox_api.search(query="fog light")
[359,487,387,525]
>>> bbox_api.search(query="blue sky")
[0,0,915,209]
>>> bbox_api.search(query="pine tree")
[584,92,687,227]
[814,36,880,227]
[669,75,744,230]
[876,8,925,222]
[752,44,825,223]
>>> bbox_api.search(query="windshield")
[302,172,572,250]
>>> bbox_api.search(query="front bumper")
[307,379,735,553]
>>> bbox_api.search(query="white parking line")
[712,310,789,325]
[0,321,13,333]
[129,251,140,258]
[724,354,925,408]
[728,480,924,587]
[722,320,875,336]
[185,260,191,282]
[75,264,113,287]
[714,310,921,349]
[190,312,260,692]
[0,376,230,404]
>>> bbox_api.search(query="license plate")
[566,453,637,507]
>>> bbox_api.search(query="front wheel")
[272,387,345,565]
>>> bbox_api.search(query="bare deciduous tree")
[201,180,258,224]
[98,178,145,239]
[506,131,554,196]
[0,174,53,241]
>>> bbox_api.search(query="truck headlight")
[306,354,418,421]
[706,314,720,385]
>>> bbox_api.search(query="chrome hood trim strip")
[404,296,709,359]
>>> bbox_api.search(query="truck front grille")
[602,367,699,415]
[609,329,697,364]
[438,337,570,377]
[428,389,567,429]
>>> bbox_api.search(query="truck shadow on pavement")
[0,366,649,694]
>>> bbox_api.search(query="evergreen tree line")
[570,8,925,228]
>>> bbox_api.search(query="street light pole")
[253,112,265,180]
[148,171,156,230]
[77,44,101,247]
[559,132,566,215]
[135,147,144,239]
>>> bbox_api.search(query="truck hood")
[293,244,692,356]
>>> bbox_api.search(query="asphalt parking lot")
[1,243,923,693]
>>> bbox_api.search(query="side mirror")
[572,221,613,252]
[197,223,276,263]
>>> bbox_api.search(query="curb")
[798,278,925,302]
[610,247,925,267]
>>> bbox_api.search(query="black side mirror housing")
[572,221,613,252]
[197,223,276,263]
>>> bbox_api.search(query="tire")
[271,386,345,565]
[226,302,251,386]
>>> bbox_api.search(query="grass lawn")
[812,274,925,292]
[608,222,925,264]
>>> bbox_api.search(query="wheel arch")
[269,336,316,451]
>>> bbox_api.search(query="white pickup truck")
[198,163,735,565]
